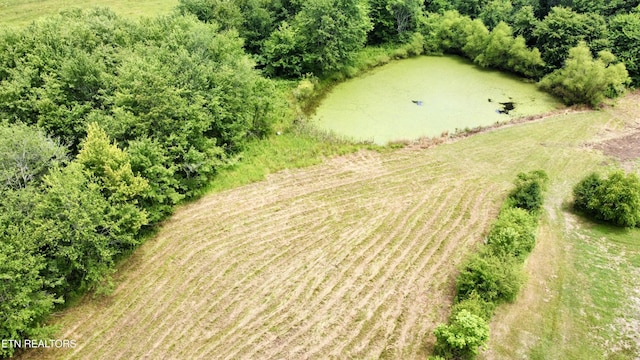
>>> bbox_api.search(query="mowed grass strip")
[0,0,178,28]
[18,100,636,359]
[482,95,640,359]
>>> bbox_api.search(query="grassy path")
[17,94,640,359]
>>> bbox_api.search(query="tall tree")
[534,6,609,71]
[609,12,640,85]
[0,122,67,191]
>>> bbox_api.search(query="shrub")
[506,170,549,213]
[456,253,525,304]
[450,292,496,321]
[433,309,490,360]
[486,207,537,259]
[573,171,640,227]
[573,172,603,216]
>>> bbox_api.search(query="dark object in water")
[411,100,424,106]
[488,98,492,102]
[497,101,515,114]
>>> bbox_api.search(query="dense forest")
[0,0,639,357]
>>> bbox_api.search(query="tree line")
[177,0,637,104]
[0,8,285,357]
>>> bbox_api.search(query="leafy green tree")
[573,172,602,216]
[539,42,629,106]
[609,12,640,86]
[534,6,610,71]
[263,0,371,76]
[424,0,456,14]
[475,22,515,68]
[262,21,304,77]
[479,0,514,30]
[0,122,67,191]
[296,0,372,75]
[76,123,149,247]
[456,253,525,304]
[0,229,58,358]
[510,5,538,46]
[454,0,491,18]
[128,138,184,223]
[32,163,115,295]
[367,0,399,44]
[433,310,490,359]
[574,171,640,227]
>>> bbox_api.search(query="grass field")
[15,93,640,359]
[0,0,178,28]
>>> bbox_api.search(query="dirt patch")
[593,130,640,162]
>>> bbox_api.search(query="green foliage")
[539,42,629,106]
[474,21,544,78]
[608,12,640,86]
[506,169,549,213]
[573,172,603,216]
[573,171,640,227]
[433,309,490,359]
[510,5,538,46]
[32,162,116,295]
[127,137,184,223]
[486,207,537,258]
[456,253,525,304]
[534,6,610,71]
[0,122,67,191]
[264,0,372,77]
[0,9,281,196]
[450,292,496,321]
[422,11,544,78]
[0,188,59,358]
[77,123,149,246]
[479,0,514,30]
[262,21,304,77]
[0,230,58,358]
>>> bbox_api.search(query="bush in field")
[450,292,496,321]
[486,207,537,259]
[506,170,549,213]
[573,171,640,227]
[456,253,525,304]
[433,309,490,360]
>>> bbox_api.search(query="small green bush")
[506,170,549,213]
[433,309,490,360]
[486,207,537,259]
[456,254,525,304]
[573,171,640,227]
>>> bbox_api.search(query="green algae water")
[313,56,562,145]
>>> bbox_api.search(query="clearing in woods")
[17,93,640,359]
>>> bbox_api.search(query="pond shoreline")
[312,56,563,145]
[403,105,590,150]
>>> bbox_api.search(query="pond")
[312,55,563,145]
